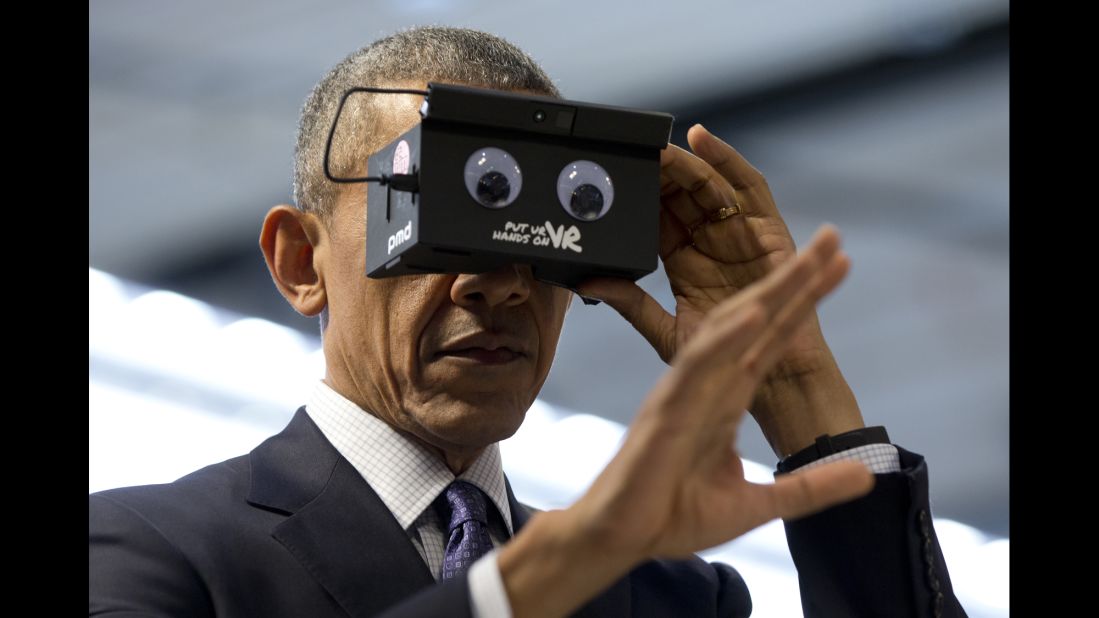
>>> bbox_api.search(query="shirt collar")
[304,380,513,535]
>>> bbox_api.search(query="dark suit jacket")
[90,407,965,617]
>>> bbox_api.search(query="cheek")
[386,276,451,378]
[535,288,571,369]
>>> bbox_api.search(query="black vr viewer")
[324,83,674,299]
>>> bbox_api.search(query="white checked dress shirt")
[304,380,512,617]
[305,379,900,617]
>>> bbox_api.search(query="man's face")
[316,90,572,461]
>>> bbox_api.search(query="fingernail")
[690,124,714,155]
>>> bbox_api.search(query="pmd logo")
[388,221,412,255]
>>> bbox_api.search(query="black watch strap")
[776,426,890,474]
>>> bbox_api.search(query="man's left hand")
[577,124,864,458]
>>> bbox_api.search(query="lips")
[439,348,520,364]
[433,333,528,365]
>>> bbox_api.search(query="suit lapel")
[248,408,435,617]
[505,479,632,617]
[249,409,633,617]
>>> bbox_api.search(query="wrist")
[498,509,638,618]
[776,426,890,473]
[751,353,865,459]
[757,315,836,382]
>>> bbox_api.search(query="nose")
[450,264,532,309]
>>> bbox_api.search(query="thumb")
[766,460,875,522]
[576,277,676,363]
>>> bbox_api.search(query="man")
[90,27,966,617]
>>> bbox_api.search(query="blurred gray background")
[90,0,1009,536]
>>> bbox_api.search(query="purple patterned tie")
[439,480,494,580]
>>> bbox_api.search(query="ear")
[259,205,328,318]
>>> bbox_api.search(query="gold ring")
[706,204,741,223]
[688,202,742,239]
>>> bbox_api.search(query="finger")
[575,277,677,363]
[703,224,841,329]
[579,225,840,368]
[686,226,843,388]
[664,302,768,412]
[653,238,843,437]
[686,125,788,225]
[660,144,741,222]
[760,459,875,523]
[739,249,849,378]
[632,300,767,439]
[657,203,694,259]
[686,124,767,193]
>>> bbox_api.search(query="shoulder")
[90,407,331,534]
[89,455,255,618]
[91,453,252,529]
[89,451,279,570]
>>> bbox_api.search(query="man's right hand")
[497,224,875,618]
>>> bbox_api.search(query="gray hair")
[292,26,562,224]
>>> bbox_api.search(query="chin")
[415,394,529,448]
